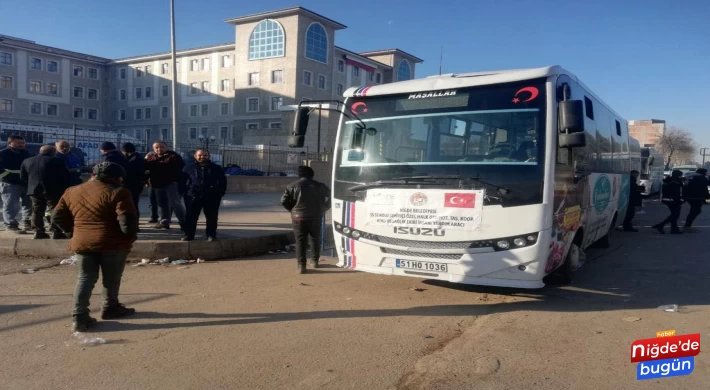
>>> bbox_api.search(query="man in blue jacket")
[0,135,32,233]
[181,149,226,242]
[55,140,84,187]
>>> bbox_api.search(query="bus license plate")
[396,259,448,273]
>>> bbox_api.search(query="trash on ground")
[196,258,205,263]
[21,268,38,274]
[60,256,77,265]
[68,332,106,346]
[299,282,311,286]
[171,259,188,265]
[140,259,150,265]
[622,316,642,322]
[424,335,434,339]
[409,287,427,292]
[131,262,147,267]
[657,304,679,313]
[157,257,170,264]
[176,266,190,270]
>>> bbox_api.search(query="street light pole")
[169,0,179,151]
[701,148,708,166]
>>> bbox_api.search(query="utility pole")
[439,46,443,75]
[701,148,709,166]
[169,0,179,151]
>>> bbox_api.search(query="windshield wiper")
[392,175,512,195]
[348,178,447,192]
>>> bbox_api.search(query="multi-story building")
[0,7,422,152]
[628,119,666,148]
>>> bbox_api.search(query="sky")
[1,0,708,150]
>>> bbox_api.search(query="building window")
[135,87,142,99]
[145,87,152,98]
[30,102,42,115]
[47,61,58,72]
[120,68,126,79]
[135,108,143,120]
[246,123,259,130]
[88,89,98,100]
[303,70,312,86]
[247,97,259,112]
[190,127,198,139]
[305,23,328,63]
[73,86,85,98]
[143,108,150,119]
[46,82,58,95]
[73,107,84,119]
[248,19,285,60]
[161,106,169,119]
[0,76,11,89]
[337,60,344,72]
[30,58,42,70]
[134,128,144,140]
[189,105,198,117]
[189,82,199,95]
[220,79,231,92]
[0,52,12,65]
[162,85,169,97]
[270,96,283,111]
[88,68,98,79]
[190,59,199,71]
[201,104,209,117]
[201,58,210,71]
[47,104,58,116]
[397,59,411,81]
[336,84,343,96]
[161,63,169,74]
[0,99,12,112]
[220,102,229,116]
[231,126,238,139]
[367,70,374,81]
[269,122,282,129]
[318,75,326,89]
[144,65,151,75]
[200,127,209,137]
[221,55,232,68]
[271,70,283,84]
[88,109,99,120]
[220,126,228,139]
[119,109,126,121]
[119,89,126,100]
[161,128,169,140]
[248,72,260,86]
[376,73,381,83]
[352,67,360,77]
[199,81,209,93]
[30,80,42,93]
[135,67,143,77]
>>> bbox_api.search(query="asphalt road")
[0,200,708,389]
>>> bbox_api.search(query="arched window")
[397,59,411,81]
[248,19,285,60]
[305,23,328,63]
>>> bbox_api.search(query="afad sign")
[631,330,700,380]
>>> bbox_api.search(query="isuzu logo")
[393,227,445,236]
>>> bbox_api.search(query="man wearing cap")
[52,162,138,332]
[99,141,129,172]
[0,135,32,233]
[281,166,331,274]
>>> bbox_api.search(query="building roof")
[0,34,112,64]
[224,6,347,30]
[111,43,235,63]
[358,49,424,63]
[334,46,392,69]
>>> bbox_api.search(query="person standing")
[99,142,129,172]
[181,149,226,242]
[144,142,186,230]
[621,170,645,232]
[281,166,331,274]
[653,170,685,234]
[144,151,160,224]
[682,168,710,232]
[52,162,138,332]
[20,145,70,239]
[0,135,32,233]
[121,143,146,221]
[55,140,84,187]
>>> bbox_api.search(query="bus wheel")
[595,214,617,249]
[543,242,582,286]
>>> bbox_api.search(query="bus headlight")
[513,238,527,247]
[496,240,510,250]
[342,227,351,234]
[351,230,361,238]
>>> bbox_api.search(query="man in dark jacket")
[653,170,685,234]
[181,149,226,242]
[99,142,129,172]
[621,170,645,232]
[144,141,186,230]
[281,166,331,274]
[20,145,70,239]
[682,168,710,232]
[121,143,145,220]
[55,140,84,187]
[0,135,32,233]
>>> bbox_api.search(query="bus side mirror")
[288,107,311,148]
[351,127,365,149]
[559,133,586,148]
[559,100,584,133]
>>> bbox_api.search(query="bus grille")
[380,248,462,260]
[375,235,472,250]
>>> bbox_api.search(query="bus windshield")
[334,80,547,206]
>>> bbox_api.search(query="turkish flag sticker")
[444,193,475,208]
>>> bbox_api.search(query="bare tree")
[657,127,696,169]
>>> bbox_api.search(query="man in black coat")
[653,170,685,234]
[121,143,146,220]
[622,170,645,232]
[99,142,129,172]
[181,149,226,242]
[20,145,70,239]
[683,168,710,232]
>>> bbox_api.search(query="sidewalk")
[0,193,294,260]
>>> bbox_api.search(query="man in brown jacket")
[53,162,138,332]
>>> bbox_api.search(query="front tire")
[595,214,617,249]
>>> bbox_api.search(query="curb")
[7,231,295,261]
